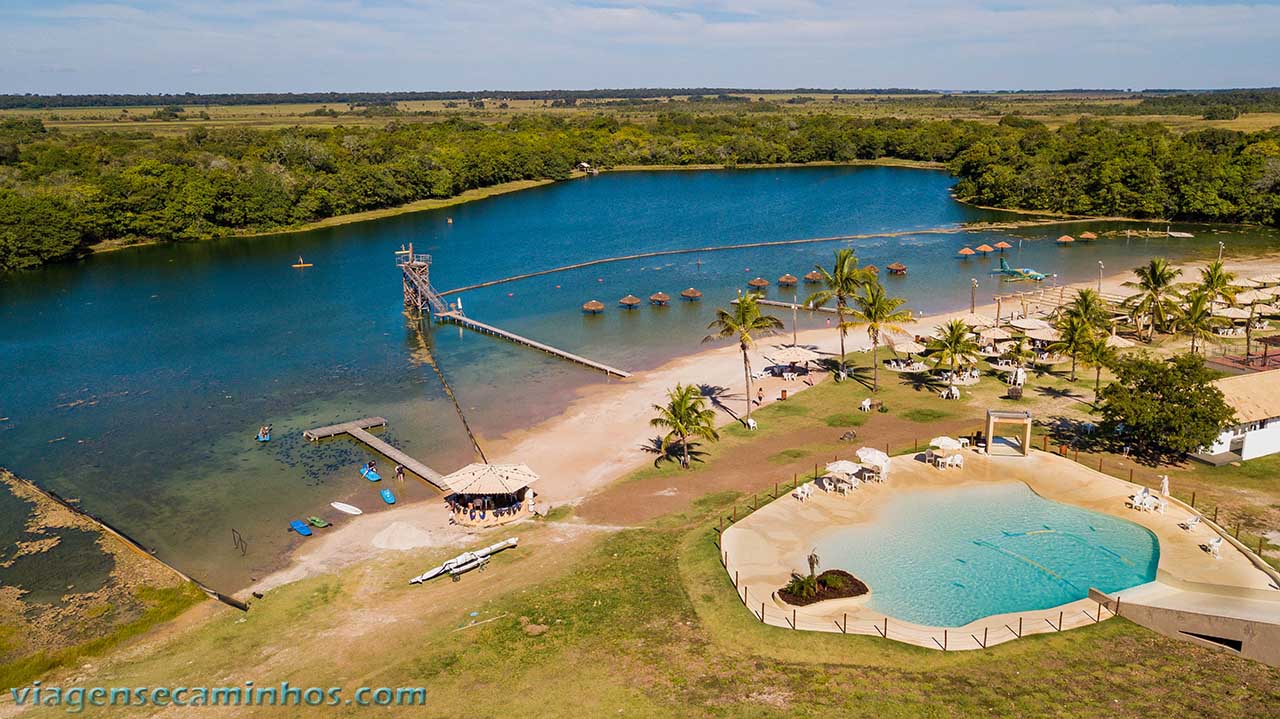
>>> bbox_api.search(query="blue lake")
[0,166,1273,589]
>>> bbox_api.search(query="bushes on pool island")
[779,569,868,606]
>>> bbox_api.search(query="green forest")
[2,113,1279,271]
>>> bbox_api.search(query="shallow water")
[813,482,1160,627]
[0,166,1274,590]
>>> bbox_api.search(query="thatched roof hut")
[582,299,605,314]
[778,273,798,287]
[747,277,769,288]
[649,291,671,305]
[680,287,702,301]
[803,270,824,283]
[887,262,907,275]
[619,294,642,308]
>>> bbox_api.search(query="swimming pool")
[813,482,1159,627]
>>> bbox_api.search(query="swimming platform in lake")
[303,417,446,490]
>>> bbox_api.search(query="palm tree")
[1123,258,1182,340]
[804,248,868,373]
[1078,335,1118,400]
[1001,336,1036,368]
[649,383,720,468]
[925,318,981,375]
[1176,290,1229,354]
[1047,314,1094,381]
[704,292,784,422]
[806,548,821,579]
[844,280,912,391]
[1064,288,1109,331]
[1196,259,1238,310]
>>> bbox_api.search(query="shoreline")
[243,247,1280,598]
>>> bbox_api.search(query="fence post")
[1191,491,1196,508]
[1213,506,1219,523]
[1018,617,1023,637]
[1260,536,1266,557]
[734,571,739,590]
[774,482,778,499]
[1115,596,1121,617]
[1234,525,1240,539]
[1097,457,1103,472]
[884,616,888,639]
[1128,468,1133,483]
[943,629,948,651]
[751,493,757,510]
[983,627,988,648]
[1058,611,1064,631]
[1042,436,1048,451]
[843,613,849,634]
[792,609,797,629]
[1074,448,1079,463]
[722,550,727,567]
[914,439,918,452]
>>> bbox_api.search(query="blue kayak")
[289,520,312,536]
[380,489,396,505]
[256,434,270,442]
[361,467,382,482]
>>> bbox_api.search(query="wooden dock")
[734,298,839,315]
[439,311,632,378]
[303,417,445,490]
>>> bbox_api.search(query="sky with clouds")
[2,1,1278,93]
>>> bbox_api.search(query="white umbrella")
[1010,317,1051,331]
[826,460,862,476]
[856,447,890,467]
[929,436,961,450]
[1213,306,1251,320]
[767,345,821,364]
[889,335,926,354]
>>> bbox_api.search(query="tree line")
[2,113,1278,272]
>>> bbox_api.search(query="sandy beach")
[246,249,1280,597]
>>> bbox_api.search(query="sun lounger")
[1207,536,1223,558]
[1180,515,1201,531]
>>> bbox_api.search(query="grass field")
[6,93,1277,136]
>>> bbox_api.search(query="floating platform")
[303,417,445,490]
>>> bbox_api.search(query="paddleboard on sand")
[380,489,396,505]
[361,467,382,482]
[289,520,313,536]
[330,502,362,515]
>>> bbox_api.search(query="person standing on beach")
[757,387,764,406]
[395,464,405,483]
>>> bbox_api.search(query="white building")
[1202,369,1280,462]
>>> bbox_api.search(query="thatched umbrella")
[441,463,540,496]
[680,287,702,301]
[778,273,798,287]
[582,299,605,314]
[994,241,1013,252]
[1105,333,1136,349]
[957,247,976,257]
[649,291,671,305]
[747,277,769,289]
[887,262,907,275]
[803,270,823,283]
[975,243,995,254]
[619,294,641,308]
[1056,235,1075,244]
[863,264,879,275]
[1079,231,1098,240]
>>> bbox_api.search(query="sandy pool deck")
[721,449,1279,651]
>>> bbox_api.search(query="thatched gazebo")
[582,299,605,314]
[680,287,702,301]
[441,463,540,527]
[887,262,908,275]
[778,273,798,287]
[619,294,642,309]
[747,277,769,289]
[863,264,879,275]
[803,270,824,283]
[649,291,671,306]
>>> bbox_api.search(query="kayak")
[289,520,312,536]
[307,516,331,528]
[361,467,382,482]
[330,502,362,515]
[380,489,396,505]
[410,538,519,584]
[256,434,270,442]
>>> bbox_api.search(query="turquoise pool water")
[813,482,1159,627]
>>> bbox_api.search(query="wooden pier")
[303,417,445,490]
[439,312,632,378]
[734,298,839,315]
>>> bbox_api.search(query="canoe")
[361,467,382,482]
[380,489,396,505]
[409,537,519,584]
[330,502,362,515]
[289,520,312,536]
[307,516,331,528]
